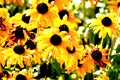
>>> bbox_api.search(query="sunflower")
[5,0,24,6]
[4,25,30,47]
[28,0,59,27]
[58,9,81,24]
[37,28,72,62]
[80,45,111,73]
[107,0,120,13]
[60,45,84,74]
[48,0,72,11]
[1,43,40,68]
[90,12,120,39]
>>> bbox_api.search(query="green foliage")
[116,44,120,53]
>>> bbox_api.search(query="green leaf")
[84,73,93,80]
[116,44,120,53]
[107,70,119,80]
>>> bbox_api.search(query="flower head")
[90,12,120,38]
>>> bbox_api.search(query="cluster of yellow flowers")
[0,0,120,80]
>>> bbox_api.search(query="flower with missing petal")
[80,45,111,73]
[60,45,84,74]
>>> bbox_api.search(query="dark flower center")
[16,74,27,80]
[50,34,62,46]
[118,2,120,8]
[25,40,36,50]
[31,28,37,33]
[22,14,30,24]
[59,24,69,32]
[28,33,36,39]
[0,4,2,8]
[67,46,75,54]
[14,45,25,54]
[101,17,112,26]
[78,60,82,67]
[14,27,24,39]
[91,50,102,61]
[37,3,48,14]
[48,0,54,3]
[59,10,69,19]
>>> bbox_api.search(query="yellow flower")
[28,0,59,27]
[90,12,120,38]
[37,28,72,61]
[4,26,29,46]
[80,45,111,73]
[1,43,40,68]
[107,0,120,13]
[61,45,84,74]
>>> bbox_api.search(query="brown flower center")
[78,60,82,67]
[37,3,48,14]
[59,24,69,32]
[91,50,102,61]
[16,74,27,80]
[50,34,62,46]
[48,0,54,3]
[118,2,120,8]
[14,45,25,54]
[59,10,69,19]
[14,27,24,39]
[67,46,75,54]
[25,40,36,50]
[22,14,30,24]
[101,17,112,27]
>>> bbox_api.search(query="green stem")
[82,0,86,28]
[109,37,117,55]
